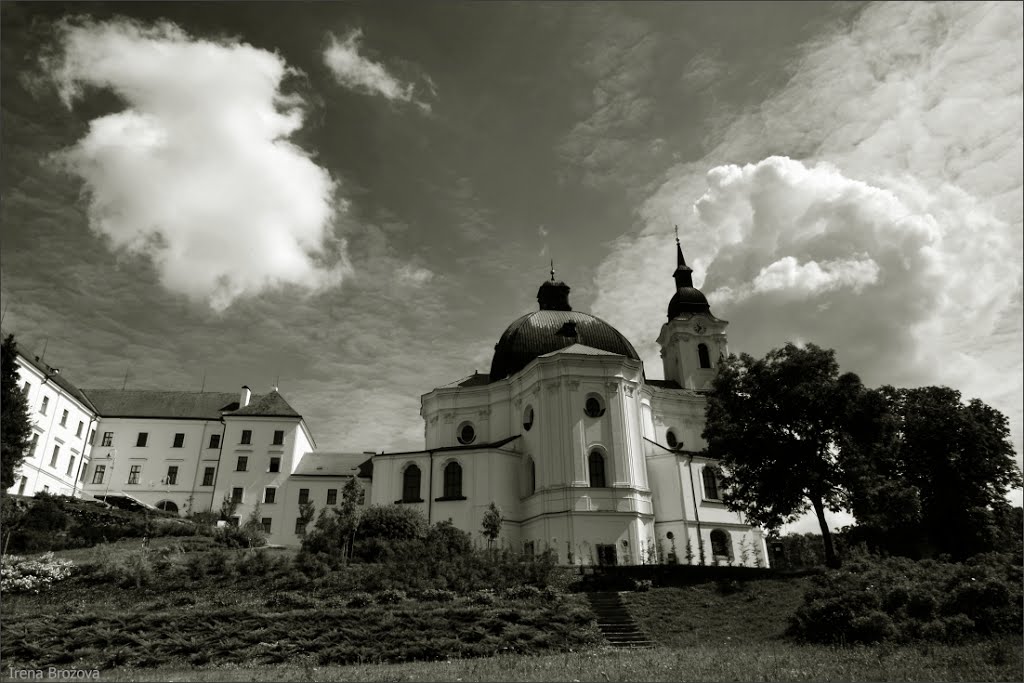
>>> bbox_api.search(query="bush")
[1,552,74,593]
[789,553,1022,644]
[213,524,265,549]
[503,584,542,601]
[376,588,407,604]
[470,590,496,605]
[356,505,427,543]
[347,592,374,607]
[418,588,457,602]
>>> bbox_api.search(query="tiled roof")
[379,434,521,458]
[228,390,301,418]
[84,390,248,419]
[646,378,683,390]
[17,353,98,413]
[292,452,371,477]
[439,373,491,389]
[539,343,621,358]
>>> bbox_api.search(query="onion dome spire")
[667,226,711,320]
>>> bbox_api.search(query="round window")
[523,405,534,431]
[666,430,680,449]
[584,395,605,418]
[457,422,476,445]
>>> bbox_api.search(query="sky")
[2,2,1021,530]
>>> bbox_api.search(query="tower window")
[588,450,607,488]
[702,466,722,501]
[584,395,605,418]
[456,422,476,445]
[523,405,534,431]
[402,465,422,502]
[698,344,712,369]
[710,528,732,560]
[666,430,680,450]
[528,457,536,495]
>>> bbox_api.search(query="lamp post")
[102,448,116,504]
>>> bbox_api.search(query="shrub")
[1,552,74,593]
[470,590,496,605]
[633,579,653,593]
[213,524,265,549]
[418,588,457,602]
[503,584,542,601]
[293,551,332,577]
[789,553,1022,643]
[347,592,374,607]
[376,588,407,604]
[356,505,428,543]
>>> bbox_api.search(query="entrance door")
[596,544,617,566]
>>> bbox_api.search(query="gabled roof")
[17,353,97,414]
[85,390,248,420]
[228,390,301,418]
[538,343,622,358]
[292,452,372,477]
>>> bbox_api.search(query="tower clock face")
[693,322,705,334]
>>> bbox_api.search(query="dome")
[488,309,641,382]
[667,287,710,319]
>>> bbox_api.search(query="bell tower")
[656,232,728,390]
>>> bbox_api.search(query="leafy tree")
[295,500,316,536]
[703,343,870,568]
[845,386,1021,559]
[241,502,266,547]
[218,493,238,521]
[481,502,503,550]
[1,334,33,492]
[355,504,427,542]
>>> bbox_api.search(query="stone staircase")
[585,591,654,648]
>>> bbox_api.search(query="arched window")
[443,461,463,498]
[702,466,721,500]
[156,500,178,514]
[588,450,606,488]
[698,343,712,369]
[527,457,536,495]
[402,464,422,502]
[710,529,732,559]
[523,405,534,431]
[584,395,606,417]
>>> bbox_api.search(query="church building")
[370,240,769,566]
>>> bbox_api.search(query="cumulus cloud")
[592,2,1024,459]
[43,17,348,311]
[323,29,431,112]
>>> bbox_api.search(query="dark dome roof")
[667,286,711,320]
[489,310,640,382]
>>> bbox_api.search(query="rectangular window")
[209,434,221,449]
[261,517,272,534]
[80,466,86,482]
[298,488,310,505]
[294,518,307,536]
[240,430,252,445]
[166,466,178,485]
[66,455,76,477]
[236,456,248,472]
[60,410,69,427]
[326,489,337,506]
[101,432,113,447]
[18,476,27,495]
[92,465,106,485]
[22,382,31,396]
[269,457,281,473]
[272,430,284,446]
[229,516,240,528]
[89,429,95,445]
[172,433,185,448]
[136,432,148,447]
[76,421,84,437]
[49,445,60,468]
[231,487,243,504]
[264,487,276,504]
[40,396,49,415]
[42,485,49,493]
[29,433,39,454]
[202,467,215,486]
[127,465,141,485]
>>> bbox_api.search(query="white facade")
[8,354,97,498]
[370,247,769,567]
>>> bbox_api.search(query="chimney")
[240,385,251,408]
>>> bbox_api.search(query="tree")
[481,502,502,550]
[844,386,1022,559]
[1,335,33,492]
[218,493,238,521]
[703,343,870,568]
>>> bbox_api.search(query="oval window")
[523,405,534,431]
[666,430,679,449]
[584,395,605,418]
[457,422,476,445]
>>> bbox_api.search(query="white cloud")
[44,18,348,311]
[592,2,1024,461]
[323,29,431,112]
